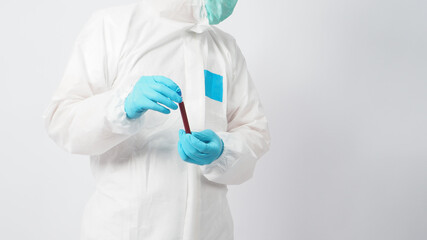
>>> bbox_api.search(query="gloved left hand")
[178,129,224,165]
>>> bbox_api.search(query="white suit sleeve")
[200,41,271,185]
[44,11,142,155]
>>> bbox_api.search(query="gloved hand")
[178,129,224,165]
[124,76,182,119]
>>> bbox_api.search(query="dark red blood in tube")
[179,102,191,134]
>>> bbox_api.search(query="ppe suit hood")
[142,0,208,24]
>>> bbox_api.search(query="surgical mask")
[205,0,238,25]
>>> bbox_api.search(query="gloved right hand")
[124,76,182,119]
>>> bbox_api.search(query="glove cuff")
[216,138,225,160]
[105,85,145,135]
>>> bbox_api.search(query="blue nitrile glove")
[178,129,224,165]
[124,76,182,119]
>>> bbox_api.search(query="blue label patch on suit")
[204,70,223,102]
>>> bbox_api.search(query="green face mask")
[205,0,238,25]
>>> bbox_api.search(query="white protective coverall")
[44,0,270,239]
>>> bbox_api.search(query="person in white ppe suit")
[44,0,270,239]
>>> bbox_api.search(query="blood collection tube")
[179,101,191,134]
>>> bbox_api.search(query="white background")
[1,0,427,239]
